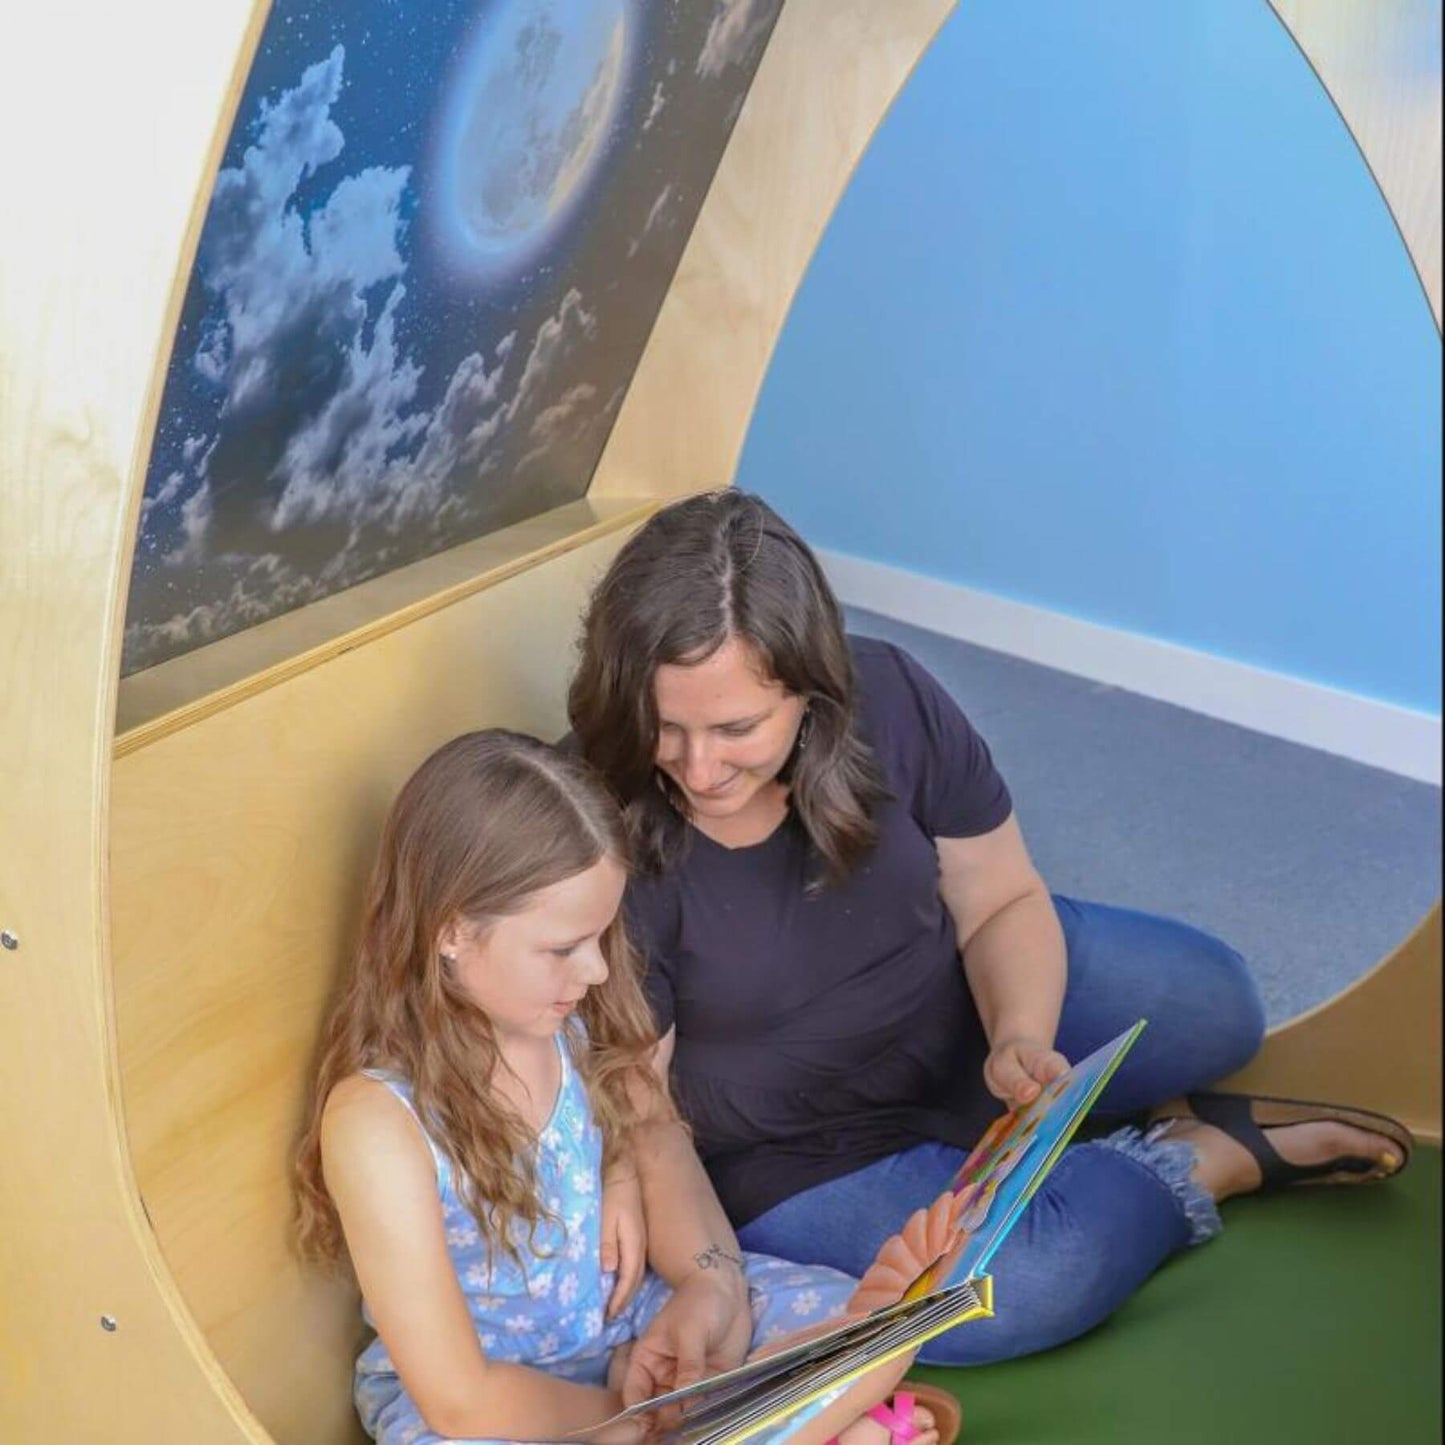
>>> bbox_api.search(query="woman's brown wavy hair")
[294,730,668,1270]
[568,490,888,887]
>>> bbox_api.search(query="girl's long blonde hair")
[294,730,668,1269]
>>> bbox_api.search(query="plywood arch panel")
[4,2,1435,1440]
[1268,0,1442,331]
[0,2,280,1439]
[109,528,644,1443]
[1,1,961,1440]
[1227,906,1441,1142]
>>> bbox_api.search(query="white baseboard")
[818,548,1442,786]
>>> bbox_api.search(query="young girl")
[294,730,949,1444]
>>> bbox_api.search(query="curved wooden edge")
[1,0,285,1440]
[1223,904,1442,1144]
[1267,1,1442,335]
[589,0,957,501]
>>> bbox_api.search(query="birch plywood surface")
[109,531,633,1443]
[1227,906,1442,1143]
[0,0,277,1439]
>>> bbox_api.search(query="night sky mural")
[123,0,784,673]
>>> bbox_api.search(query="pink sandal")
[830,1383,963,1444]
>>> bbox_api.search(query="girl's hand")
[586,1401,652,1445]
[601,1166,647,1319]
[983,1036,1069,1108]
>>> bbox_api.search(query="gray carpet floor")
[846,607,1442,1024]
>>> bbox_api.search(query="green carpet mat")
[907,1147,1441,1444]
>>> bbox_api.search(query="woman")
[567,490,1410,1365]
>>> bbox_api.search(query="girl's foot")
[839,1396,939,1445]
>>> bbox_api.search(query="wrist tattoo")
[693,1243,744,1273]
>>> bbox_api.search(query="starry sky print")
[124,0,784,673]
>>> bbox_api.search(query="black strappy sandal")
[1156,1091,1413,1189]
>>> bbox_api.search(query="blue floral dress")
[354,1028,855,1444]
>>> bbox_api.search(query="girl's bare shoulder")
[321,1073,430,1172]
[324,1070,393,1118]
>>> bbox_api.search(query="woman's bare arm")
[937,814,1070,1103]
[619,1027,752,1405]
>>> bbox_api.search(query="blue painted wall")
[740,0,1441,715]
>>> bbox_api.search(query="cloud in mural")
[123,44,606,670]
[183,48,598,545]
[627,183,676,257]
[697,0,773,78]
[435,0,637,278]
[162,45,416,552]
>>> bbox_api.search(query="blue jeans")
[735,895,1266,1365]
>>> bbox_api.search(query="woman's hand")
[620,1261,752,1423]
[983,1036,1069,1108]
[600,1165,647,1319]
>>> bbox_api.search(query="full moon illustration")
[440,0,633,271]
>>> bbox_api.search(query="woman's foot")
[839,1399,939,1445]
[1153,1107,1403,1202]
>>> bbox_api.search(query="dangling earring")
[796,707,813,753]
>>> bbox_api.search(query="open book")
[576,1020,1145,1445]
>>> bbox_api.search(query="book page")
[575,1020,1145,1443]
[915,1020,1146,1294]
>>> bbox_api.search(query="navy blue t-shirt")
[626,636,1015,1225]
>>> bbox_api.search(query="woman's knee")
[1135,926,1265,1089]
[915,1245,1115,1366]
[917,1142,1193,1366]
[1059,896,1265,1084]
[1184,930,1265,1077]
[918,1173,1117,1365]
